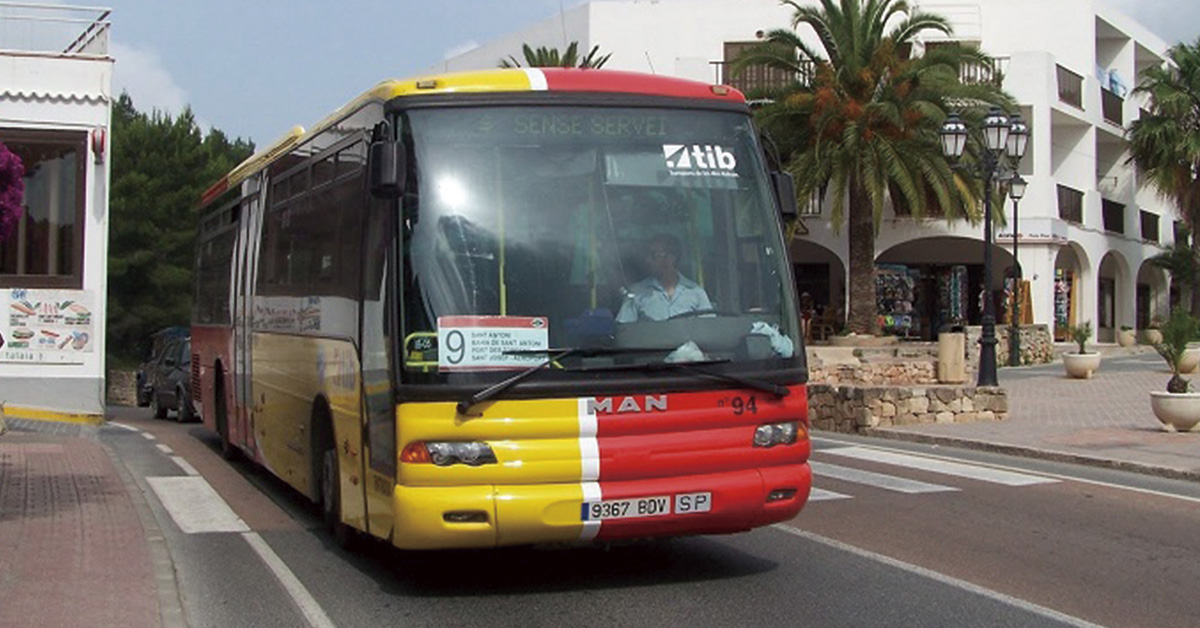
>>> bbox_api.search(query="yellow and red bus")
[192,68,811,550]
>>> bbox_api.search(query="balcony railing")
[959,56,1008,87]
[713,59,814,96]
[1058,184,1084,224]
[1101,87,1123,125]
[1057,64,1084,109]
[1102,199,1125,234]
[1141,210,1159,243]
[0,2,110,56]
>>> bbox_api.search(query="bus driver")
[616,234,713,323]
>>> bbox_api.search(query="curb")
[2,404,105,425]
[862,428,1200,483]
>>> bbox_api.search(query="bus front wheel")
[320,447,353,548]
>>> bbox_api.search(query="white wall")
[0,53,113,416]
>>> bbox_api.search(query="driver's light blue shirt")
[616,274,713,322]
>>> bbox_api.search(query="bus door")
[233,176,265,455]
[360,170,398,538]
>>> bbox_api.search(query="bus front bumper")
[391,463,811,550]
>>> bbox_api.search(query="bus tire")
[214,368,236,460]
[320,446,353,548]
[313,402,352,549]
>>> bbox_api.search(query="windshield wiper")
[578,358,789,398]
[455,346,671,415]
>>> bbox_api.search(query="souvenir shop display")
[937,265,968,328]
[876,264,916,335]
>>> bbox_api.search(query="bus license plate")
[581,492,711,521]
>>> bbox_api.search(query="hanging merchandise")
[876,264,915,335]
[937,265,968,327]
[1054,269,1073,340]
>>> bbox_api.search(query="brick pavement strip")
[870,354,1200,480]
[0,428,160,628]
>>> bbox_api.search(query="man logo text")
[587,395,668,415]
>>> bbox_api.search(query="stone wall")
[106,370,138,407]
[808,384,1008,433]
[964,324,1054,377]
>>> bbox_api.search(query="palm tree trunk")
[846,181,880,334]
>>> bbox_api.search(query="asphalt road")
[105,406,1200,628]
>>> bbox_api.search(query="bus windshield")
[400,105,801,385]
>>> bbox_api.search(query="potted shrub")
[1117,325,1136,347]
[1149,309,1200,432]
[1062,321,1101,379]
[1143,319,1164,345]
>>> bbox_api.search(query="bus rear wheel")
[214,370,236,460]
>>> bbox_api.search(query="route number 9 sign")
[436,316,549,372]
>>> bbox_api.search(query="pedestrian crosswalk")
[807,444,1059,503]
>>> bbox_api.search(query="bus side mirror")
[369,139,406,199]
[771,171,798,219]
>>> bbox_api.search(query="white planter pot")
[1063,352,1101,379]
[1143,329,1163,345]
[1149,392,1200,432]
[1178,348,1200,375]
[1117,329,1136,347]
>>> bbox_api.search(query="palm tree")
[1127,38,1200,317]
[499,41,611,69]
[1148,232,1199,315]
[733,0,1012,334]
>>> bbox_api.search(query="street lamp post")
[1007,174,1027,367]
[941,107,1029,387]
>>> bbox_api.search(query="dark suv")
[136,327,196,421]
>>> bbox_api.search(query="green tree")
[1127,38,1200,317]
[107,93,253,363]
[499,41,611,69]
[734,0,1012,334]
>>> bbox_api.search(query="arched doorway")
[1097,251,1130,343]
[1053,244,1090,341]
[789,241,846,337]
[876,237,1016,339]
[1136,259,1169,330]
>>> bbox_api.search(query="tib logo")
[662,144,738,175]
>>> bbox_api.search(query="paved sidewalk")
[0,419,161,628]
[870,350,1200,480]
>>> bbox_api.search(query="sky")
[93,0,1200,148]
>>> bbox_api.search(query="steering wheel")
[666,308,741,321]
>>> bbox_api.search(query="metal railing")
[1101,87,1123,125]
[959,55,1008,87]
[712,59,814,95]
[0,2,110,56]
[1057,64,1084,109]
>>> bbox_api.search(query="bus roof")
[200,68,745,207]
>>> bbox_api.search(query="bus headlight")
[753,422,800,448]
[401,441,498,466]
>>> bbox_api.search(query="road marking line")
[808,488,852,502]
[812,461,960,494]
[823,446,1059,486]
[813,436,1200,504]
[171,456,200,476]
[109,422,141,432]
[142,432,157,440]
[772,525,1111,628]
[147,476,250,533]
[242,532,338,628]
[156,443,174,455]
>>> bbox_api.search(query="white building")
[441,0,1178,344]
[0,3,113,422]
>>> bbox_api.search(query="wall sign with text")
[1,288,95,364]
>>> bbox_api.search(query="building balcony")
[0,3,110,57]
